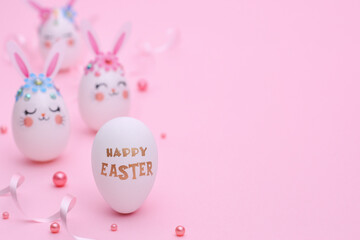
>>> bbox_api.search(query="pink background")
[1,0,360,239]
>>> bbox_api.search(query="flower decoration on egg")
[61,5,77,23]
[96,52,124,72]
[15,87,25,102]
[84,60,96,75]
[24,73,53,93]
[15,74,60,102]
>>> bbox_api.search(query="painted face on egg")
[79,53,130,131]
[35,5,80,69]
[78,22,132,131]
[12,75,70,161]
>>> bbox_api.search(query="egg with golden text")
[91,117,158,213]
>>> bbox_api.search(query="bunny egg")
[7,39,70,161]
[78,22,132,131]
[28,1,81,70]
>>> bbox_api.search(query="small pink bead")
[53,171,67,187]
[0,126,7,134]
[111,224,117,231]
[2,212,9,219]
[161,133,167,139]
[137,79,148,92]
[175,225,185,237]
[50,222,60,233]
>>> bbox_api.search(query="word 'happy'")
[100,147,153,180]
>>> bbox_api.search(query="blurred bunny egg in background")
[27,0,81,70]
[7,40,70,161]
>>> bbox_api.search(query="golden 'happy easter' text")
[100,147,153,180]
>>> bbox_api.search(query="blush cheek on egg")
[55,115,63,125]
[122,90,129,99]
[44,41,52,49]
[95,92,104,102]
[67,38,74,46]
[24,117,33,127]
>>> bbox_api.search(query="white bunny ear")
[43,40,65,79]
[6,41,32,79]
[81,21,101,55]
[112,22,132,55]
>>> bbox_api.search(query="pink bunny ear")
[26,0,51,23]
[6,41,32,78]
[43,40,65,79]
[113,22,132,55]
[81,21,101,55]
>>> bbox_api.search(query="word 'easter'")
[100,147,153,180]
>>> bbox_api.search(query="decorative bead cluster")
[61,5,77,23]
[15,73,60,102]
[84,52,124,76]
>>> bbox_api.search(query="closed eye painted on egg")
[24,109,37,115]
[95,83,108,89]
[117,81,126,86]
[49,106,61,112]
[63,32,73,38]
[44,35,53,40]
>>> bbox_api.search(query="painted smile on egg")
[38,116,50,121]
[109,91,119,96]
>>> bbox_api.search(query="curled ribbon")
[129,28,180,76]
[139,27,180,55]
[0,174,95,240]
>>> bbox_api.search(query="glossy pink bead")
[137,79,148,92]
[53,171,67,187]
[175,225,185,237]
[0,126,7,134]
[111,224,117,231]
[2,212,9,219]
[50,222,60,233]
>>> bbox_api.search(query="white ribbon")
[139,27,180,55]
[0,174,95,240]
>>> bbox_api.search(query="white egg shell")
[91,117,157,213]
[78,69,130,131]
[12,90,70,161]
[38,8,81,70]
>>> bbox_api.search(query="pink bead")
[0,126,7,134]
[53,171,67,187]
[111,224,117,231]
[2,212,9,219]
[175,225,185,237]
[161,133,167,139]
[50,222,60,233]
[137,79,148,92]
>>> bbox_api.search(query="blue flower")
[23,73,53,93]
[15,73,61,102]
[62,5,77,23]
[15,87,24,102]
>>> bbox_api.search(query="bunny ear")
[81,21,101,55]
[112,22,132,55]
[43,40,65,79]
[26,0,51,22]
[6,41,32,78]
[26,0,45,11]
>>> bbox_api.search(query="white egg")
[7,40,70,162]
[78,22,131,131]
[28,2,81,70]
[91,117,158,213]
